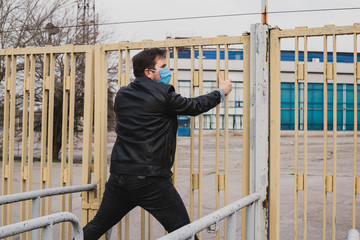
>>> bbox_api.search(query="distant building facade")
[172,48,360,131]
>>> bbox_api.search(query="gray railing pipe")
[0,212,83,240]
[0,183,97,205]
[157,193,260,240]
[348,229,360,240]
[0,183,96,239]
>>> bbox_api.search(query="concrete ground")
[1,131,360,239]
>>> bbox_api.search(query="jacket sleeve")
[165,86,221,116]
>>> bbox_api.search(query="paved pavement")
[1,131,359,239]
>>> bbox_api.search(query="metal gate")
[3,23,360,240]
[269,24,360,240]
[0,35,251,239]
[0,45,96,240]
[96,36,250,239]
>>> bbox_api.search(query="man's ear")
[144,68,152,78]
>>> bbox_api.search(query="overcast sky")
[94,0,360,50]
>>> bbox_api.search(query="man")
[83,48,232,239]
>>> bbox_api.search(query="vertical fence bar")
[67,51,76,240]
[60,53,68,237]
[322,35,328,240]
[226,213,236,239]
[331,34,337,240]
[215,44,220,240]
[93,44,102,222]
[198,45,203,239]
[148,213,152,240]
[118,49,123,88]
[124,48,131,240]
[173,46,179,187]
[47,53,56,216]
[1,55,11,228]
[190,45,195,222]
[269,27,281,240]
[141,208,146,237]
[116,47,123,240]
[32,197,41,240]
[166,46,170,69]
[223,43,229,239]
[61,52,70,240]
[20,53,29,240]
[125,49,130,85]
[8,54,16,234]
[172,47,179,92]
[353,33,358,229]
[81,49,95,227]
[20,53,29,211]
[1,54,16,238]
[160,46,173,238]
[294,36,299,240]
[102,49,108,217]
[117,48,123,240]
[94,44,109,240]
[303,36,308,240]
[40,53,50,221]
[43,224,54,240]
[126,49,131,240]
[172,49,179,240]
[242,34,251,239]
[27,53,36,240]
[117,223,122,240]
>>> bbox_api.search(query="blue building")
[172,49,360,131]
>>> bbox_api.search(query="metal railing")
[0,212,83,240]
[157,193,260,240]
[0,183,96,239]
[348,229,360,240]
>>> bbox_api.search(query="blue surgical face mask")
[157,67,172,84]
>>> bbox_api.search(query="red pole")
[261,0,268,24]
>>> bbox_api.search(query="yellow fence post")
[81,48,95,227]
[248,23,269,240]
[242,33,251,239]
[331,34,337,240]
[93,44,108,240]
[1,53,16,240]
[215,44,221,240]
[353,33,358,230]
[269,27,281,240]
[322,35,329,240]
[60,52,70,240]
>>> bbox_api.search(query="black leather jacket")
[110,77,221,177]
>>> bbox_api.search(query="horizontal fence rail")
[0,183,97,205]
[0,212,83,240]
[0,183,96,239]
[157,193,260,240]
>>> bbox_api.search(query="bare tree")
[0,0,117,160]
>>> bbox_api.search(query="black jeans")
[83,173,191,240]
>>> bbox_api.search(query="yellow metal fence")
[270,24,360,240]
[0,35,250,240]
[98,36,250,239]
[0,45,95,240]
[1,24,360,240]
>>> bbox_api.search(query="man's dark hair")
[132,48,167,77]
